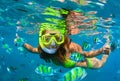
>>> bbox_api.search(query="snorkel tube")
[38,7,68,54]
[39,23,67,54]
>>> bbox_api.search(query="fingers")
[102,45,111,54]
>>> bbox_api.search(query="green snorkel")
[38,24,67,54]
[38,7,68,54]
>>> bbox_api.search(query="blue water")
[0,0,120,81]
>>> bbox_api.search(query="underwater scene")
[0,0,120,81]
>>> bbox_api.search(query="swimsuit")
[63,52,93,68]
[63,52,84,68]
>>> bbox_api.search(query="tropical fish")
[35,64,57,76]
[2,43,12,54]
[82,41,91,50]
[70,52,84,62]
[2,43,9,49]
[7,66,17,73]
[59,67,87,81]
[93,37,103,44]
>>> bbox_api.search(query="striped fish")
[59,67,87,81]
[35,64,56,76]
[70,52,84,62]
[82,41,91,50]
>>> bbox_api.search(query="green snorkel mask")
[41,34,64,45]
[38,7,68,54]
[39,23,67,46]
[39,25,66,54]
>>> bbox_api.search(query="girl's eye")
[44,36,51,42]
[55,35,62,42]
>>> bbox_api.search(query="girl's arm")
[70,42,110,58]
[82,36,111,57]
[23,43,39,54]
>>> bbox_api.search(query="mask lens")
[55,34,63,43]
[42,34,64,45]
[43,35,52,42]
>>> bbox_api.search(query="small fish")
[2,43,12,54]
[94,37,99,43]
[59,67,87,81]
[7,66,17,73]
[2,43,9,49]
[17,8,28,12]
[35,64,57,76]
[6,47,12,54]
[94,37,102,44]
[70,52,84,62]
[82,41,91,50]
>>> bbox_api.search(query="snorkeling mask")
[41,34,64,45]
[39,26,66,46]
[39,27,65,54]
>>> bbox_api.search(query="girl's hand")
[102,44,111,55]
[14,33,25,46]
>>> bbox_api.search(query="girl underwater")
[14,1,112,80]
[20,26,111,68]
[14,0,111,68]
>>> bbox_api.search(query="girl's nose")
[51,40,56,46]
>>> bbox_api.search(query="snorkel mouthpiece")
[40,40,57,54]
[42,47,57,54]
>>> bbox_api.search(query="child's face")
[42,29,63,49]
